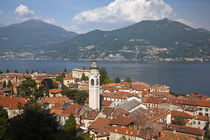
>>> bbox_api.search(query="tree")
[17,77,36,98]
[6,69,9,73]
[62,89,88,105]
[41,79,54,90]
[31,70,35,74]
[172,115,186,126]
[104,77,113,84]
[8,80,12,88]
[81,73,88,81]
[0,105,9,139]
[64,68,67,72]
[14,70,18,73]
[114,77,120,83]
[3,81,6,88]
[0,70,3,74]
[124,77,132,83]
[4,103,58,140]
[63,114,76,137]
[56,75,64,83]
[17,102,22,113]
[33,88,43,99]
[204,128,210,140]
[43,70,46,73]
[99,67,107,84]
[25,69,29,74]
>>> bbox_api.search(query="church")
[88,58,100,110]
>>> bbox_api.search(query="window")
[193,121,196,124]
[91,79,94,85]
[205,108,208,112]
[199,108,202,111]
[205,113,208,117]
[198,121,200,125]
[199,112,203,116]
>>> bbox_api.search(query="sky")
[0,0,210,33]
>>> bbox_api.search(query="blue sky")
[0,0,210,33]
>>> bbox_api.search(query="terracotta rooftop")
[130,108,170,126]
[88,118,111,137]
[63,77,75,80]
[110,126,140,137]
[132,82,150,88]
[151,85,169,89]
[101,100,112,106]
[164,124,205,136]
[143,97,166,104]
[120,81,130,86]
[84,98,112,106]
[102,107,115,116]
[81,109,100,120]
[50,103,82,117]
[0,96,30,109]
[38,96,72,104]
[49,88,62,94]
[171,111,193,119]
[110,115,133,126]
[157,131,196,140]
[115,108,130,115]
[102,91,133,99]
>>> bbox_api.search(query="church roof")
[117,99,141,111]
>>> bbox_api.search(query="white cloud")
[176,18,201,29]
[43,18,56,24]
[73,0,173,24]
[15,4,34,16]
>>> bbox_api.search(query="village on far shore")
[0,59,210,140]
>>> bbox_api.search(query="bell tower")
[89,58,100,110]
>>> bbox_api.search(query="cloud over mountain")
[15,4,34,17]
[73,0,173,24]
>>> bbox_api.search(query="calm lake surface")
[0,60,210,96]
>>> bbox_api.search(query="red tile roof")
[157,131,196,140]
[102,91,133,99]
[0,96,30,109]
[110,115,133,126]
[101,100,112,106]
[115,108,129,115]
[81,110,100,120]
[63,77,75,80]
[102,107,115,116]
[110,126,139,137]
[171,111,193,119]
[50,104,82,117]
[88,118,111,137]
[49,88,62,94]
[38,96,72,104]
[164,124,205,136]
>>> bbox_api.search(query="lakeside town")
[0,59,210,140]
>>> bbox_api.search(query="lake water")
[0,60,210,96]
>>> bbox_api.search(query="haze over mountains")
[0,18,210,62]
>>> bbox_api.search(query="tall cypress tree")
[0,105,9,139]
[63,113,76,137]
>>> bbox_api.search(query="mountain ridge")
[0,19,78,58]
[0,18,210,62]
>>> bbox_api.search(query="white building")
[89,59,100,110]
[72,68,89,79]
